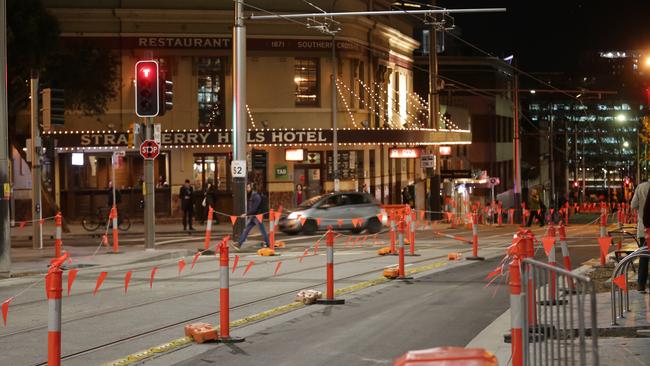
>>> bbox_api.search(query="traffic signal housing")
[42,88,65,127]
[135,60,160,117]
[159,76,173,116]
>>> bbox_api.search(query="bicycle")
[81,206,132,232]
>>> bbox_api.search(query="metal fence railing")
[520,258,599,366]
[611,246,649,325]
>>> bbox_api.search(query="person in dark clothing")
[203,182,217,223]
[401,187,412,206]
[180,179,194,231]
[230,182,269,250]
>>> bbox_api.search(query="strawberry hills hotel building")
[28,0,471,220]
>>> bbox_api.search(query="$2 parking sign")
[231,160,246,178]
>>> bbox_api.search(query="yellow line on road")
[103,259,449,365]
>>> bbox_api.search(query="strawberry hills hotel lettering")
[48,128,468,149]
[70,130,330,148]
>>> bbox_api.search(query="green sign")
[274,163,289,180]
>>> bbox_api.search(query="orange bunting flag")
[39,218,45,225]
[243,261,255,276]
[337,219,343,227]
[256,214,264,223]
[598,236,613,258]
[18,221,26,229]
[377,214,383,223]
[230,216,238,226]
[93,272,108,296]
[420,210,425,220]
[613,274,627,292]
[178,259,186,275]
[274,261,283,276]
[299,217,307,226]
[299,248,309,262]
[101,234,109,246]
[67,269,79,296]
[232,255,240,274]
[275,211,282,221]
[486,266,502,280]
[190,252,201,269]
[2,297,13,326]
[316,218,321,226]
[541,237,556,257]
[550,209,555,216]
[149,266,158,288]
[124,271,133,293]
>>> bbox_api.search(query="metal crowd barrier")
[521,258,599,366]
[611,246,649,325]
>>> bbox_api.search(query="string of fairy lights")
[245,104,256,129]
[334,79,358,128]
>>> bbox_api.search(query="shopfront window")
[197,57,225,128]
[294,58,319,106]
[193,154,230,191]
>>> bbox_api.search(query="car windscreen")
[298,195,324,209]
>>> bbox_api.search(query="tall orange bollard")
[395,219,413,280]
[54,212,62,258]
[204,206,213,250]
[406,210,419,256]
[389,210,397,254]
[599,204,607,266]
[508,248,524,366]
[218,238,244,343]
[317,227,345,304]
[466,213,484,261]
[268,208,275,250]
[47,252,68,366]
[110,205,119,253]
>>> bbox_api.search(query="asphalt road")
[174,256,512,366]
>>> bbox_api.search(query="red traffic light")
[135,60,160,117]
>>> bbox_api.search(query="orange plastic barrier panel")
[394,347,498,366]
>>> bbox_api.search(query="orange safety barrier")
[47,252,69,366]
[218,238,244,343]
[316,227,345,304]
[394,347,498,366]
[54,212,63,258]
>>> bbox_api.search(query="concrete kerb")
[103,247,507,366]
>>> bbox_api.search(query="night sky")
[436,0,650,73]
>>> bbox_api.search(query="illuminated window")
[193,154,230,192]
[294,58,319,106]
[197,58,224,128]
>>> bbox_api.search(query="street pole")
[0,0,11,277]
[427,4,441,220]
[31,71,42,250]
[513,72,522,223]
[232,0,247,240]
[332,36,339,192]
[550,109,556,212]
[636,130,640,183]
[144,117,155,249]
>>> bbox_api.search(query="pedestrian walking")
[230,182,269,250]
[180,179,195,231]
[401,187,413,207]
[526,189,545,227]
[203,182,217,223]
[631,181,650,293]
[107,181,121,207]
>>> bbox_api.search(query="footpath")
[468,241,650,365]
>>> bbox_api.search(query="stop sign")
[140,140,160,160]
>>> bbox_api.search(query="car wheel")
[302,219,318,235]
[366,217,382,234]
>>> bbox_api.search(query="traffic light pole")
[144,118,155,249]
[232,0,247,241]
[0,1,11,277]
[31,71,43,250]
[428,7,441,220]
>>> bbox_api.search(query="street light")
[623,140,630,148]
[616,113,626,122]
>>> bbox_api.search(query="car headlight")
[287,212,299,220]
